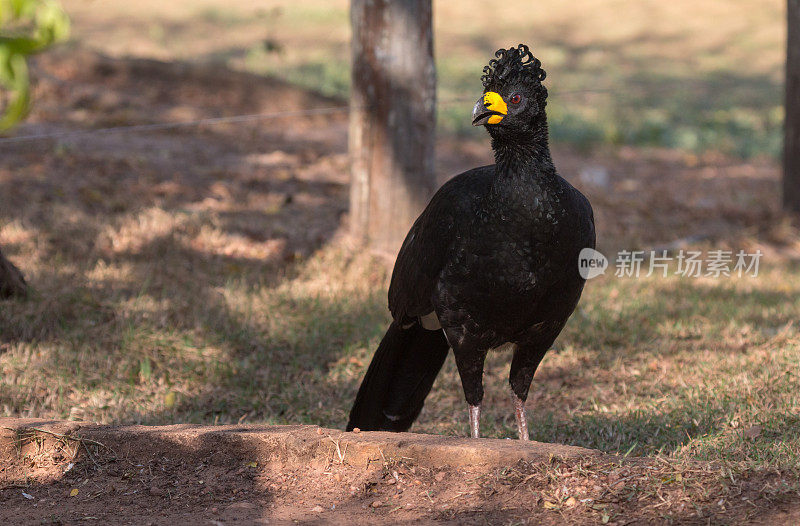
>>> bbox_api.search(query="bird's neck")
[491,116,555,182]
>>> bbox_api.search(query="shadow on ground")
[0,49,797,451]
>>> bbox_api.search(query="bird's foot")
[468,404,481,438]
[514,396,529,441]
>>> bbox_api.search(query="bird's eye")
[510,93,522,104]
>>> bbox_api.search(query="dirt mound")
[0,418,603,525]
[2,418,798,525]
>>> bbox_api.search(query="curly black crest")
[481,44,546,89]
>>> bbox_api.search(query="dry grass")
[1,49,798,473]
[466,454,800,524]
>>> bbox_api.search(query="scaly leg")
[468,404,481,438]
[514,395,529,441]
[450,338,488,439]
[509,344,549,441]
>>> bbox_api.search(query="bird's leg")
[451,341,488,439]
[509,344,548,441]
[514,395,529,441]
[468,404,481,438]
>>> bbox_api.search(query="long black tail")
[346,321,449,432]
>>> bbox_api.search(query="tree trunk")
[349,0,437,254]
[785,0,800,213]
[0,247,27,298]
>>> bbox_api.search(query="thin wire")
[0,90,599,146]
[442,82,700,103]
[0,80,770,146]
[0,105,349,146]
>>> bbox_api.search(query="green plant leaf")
[0,0,69,131]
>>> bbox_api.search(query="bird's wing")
[573,186,596,251]
[388,165,495,325]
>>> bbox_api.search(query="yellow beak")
[471,91,507,126]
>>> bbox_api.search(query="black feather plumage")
[347,45,595,437]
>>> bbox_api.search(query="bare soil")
[2,418,798,526]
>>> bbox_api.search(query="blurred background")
[57,0,786,157]
[0,0,798,471]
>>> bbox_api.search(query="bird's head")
[472,44,548,141]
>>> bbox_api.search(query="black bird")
[347,44,595,440]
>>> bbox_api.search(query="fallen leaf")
[69,488,79,497]
[149,485,165,496]
[247,461,258,468]
[565,497,578,507]
[744,425,762,439]
[543,501,559,509]
[164,391,177,408]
